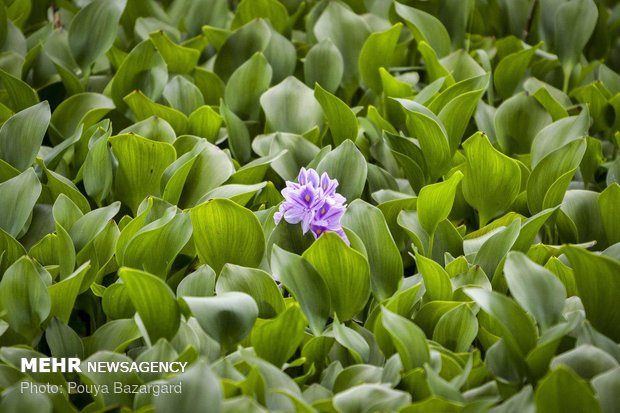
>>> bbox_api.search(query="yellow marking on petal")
[316,229,322,234]
[321,208,325,214]
[304,194,310,201]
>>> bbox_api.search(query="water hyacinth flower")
[274,167,349,245]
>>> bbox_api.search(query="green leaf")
[190,198,265,273]
[415,253,453,301]
[313,1,371,86]
[188,105,222,143]
[395,3,451,57]
[433,304,478,352]
[495,92,551,155]
[149,30,201,74]
[109,133,176,214]
[535,367,602,413]
[462,132,521,226]
[504,252,566,331]
[395,99,452,180]
[0,101,50,171]
[177,265,216,298]
[303,232,370,321]
[381,307,430,371]
[0,256,50,341]
[154,361,222,413]
[555,0,598,91]
[591,366,620,413]
[341,200,403,301]
[531,110,590,168]
[270,245,330,335]
[358,23,403,93]
[260,76,324,135]
[217,264,285,318]
[232,0,289,33]
[465,287,537,356]
[182,292,258,353]
[48,262,90,324]
[124,90,189,133]
[122,212,192,278]
[119,267,181,342]
[564,246,620,341]
[494,44,540,99]
[110,39,168,112]
[598,183,620,245]
[304,39,343,93]
[224,52,272,120]
[252,303,306,367]
[50,93,114,143]
[213,19,271,81]
[220,100,251,164]
[417,171,463,237]
[527,138,587,213]
[315,140,367,200]
[83,319,141,355]
[314,83,358,146]
[68,0,126,70]
[332,317,370,363]
[163,75,204,116]
[0,68,39,112]
[0,168,41,237]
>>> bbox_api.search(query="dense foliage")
[1,0,620,411]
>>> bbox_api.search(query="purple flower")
[274,167,349,244]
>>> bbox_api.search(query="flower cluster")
[274,168,349,244]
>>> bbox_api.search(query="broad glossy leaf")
[232,0,289,33]
[303,232,370,321]
[565,246,620,341]
[271,246,329,335]
[535,367,602,413]
[109,133,176,214]
[154,361,222,413]
[313,1,370,86]
[0,256,50,340]
[598,183,620,245]
[68,0,126,70]
[416,253,452,301]
[395,3,451,57]
[217,264,284,318]
[465,287,537,355]
[341,200,403,300]
[433,304,478,352]
[252,304,305,367]
[527,138,586,213]
[0,101,50,171]
[224,52,272,120]
[48,262,90,324]
[149,30,201,74]
[314,83,358,146]
[182,292,258,352]
[316,140,367,200]
[358,23,402,92]
[190,198,265,273]
[417,171,463,237]
[462,132,521,226]
[495,93,551,155]
[504,252,566,331]
[0,168,41,237]
[260,76,323,135]
[381,307,430,371]
[110,40,168,112]
[119,267,180,342]
[304,39,343,93]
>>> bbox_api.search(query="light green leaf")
[190,198,265,273]
[341,200,403,300]
[182,292,258,353]
[395,2,451,57]
[314,83,358,146]
[358,23,403,92]
[462,132,521,226]
[381,307,430,371]
[217,264,285,318]
[303,232,370,321]
[119,267,181,342]
[0,168,41,237]
[316,140,367,200]
[535,367,602,413]
[270,245,330,335]
[224,52,272,120]
[109,133,176,214]
[417,171,463,237]
[252,304,306,367]
[304,39,343,93]
[0,101,50,171]
[433,304,478,352]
